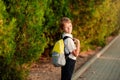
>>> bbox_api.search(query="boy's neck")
[64,32,71,34]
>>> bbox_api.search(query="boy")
[60,17,80,80]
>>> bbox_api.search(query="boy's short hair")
[60,17,71,29]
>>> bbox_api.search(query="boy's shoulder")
[62,33,73,38]
[63,36,72,40]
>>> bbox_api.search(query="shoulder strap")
[63,36,73,59]
[63,36,72,41]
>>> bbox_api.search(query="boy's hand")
[73,38,80,57]
[73,38,80,45]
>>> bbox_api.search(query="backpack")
[52,36,70,67]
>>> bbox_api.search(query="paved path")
[72,34,120,80]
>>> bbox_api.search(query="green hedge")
[70,0,120,50]
[0,0,47,79]
[0,0,120,80]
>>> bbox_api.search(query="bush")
[70,0,120,50]
[0,0,47,79]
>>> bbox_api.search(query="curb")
[72,34,120,80]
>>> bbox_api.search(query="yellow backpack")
[52,36,70,67]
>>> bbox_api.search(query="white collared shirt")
[62,33,77,60]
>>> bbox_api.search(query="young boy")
[60,17,80,80]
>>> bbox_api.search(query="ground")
[27,36,115,80]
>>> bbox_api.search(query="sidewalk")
[72,34,120,80]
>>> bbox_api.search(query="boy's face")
[63,22,72,34]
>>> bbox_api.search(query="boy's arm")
[72,38,80,57]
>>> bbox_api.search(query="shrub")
[0,0,47,79]
[70,0,120,50]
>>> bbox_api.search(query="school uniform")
[61,33,77,80]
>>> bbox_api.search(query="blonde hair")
[60,17,71,29]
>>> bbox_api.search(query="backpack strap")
[63,36,72,40]
[63,36,73,59]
